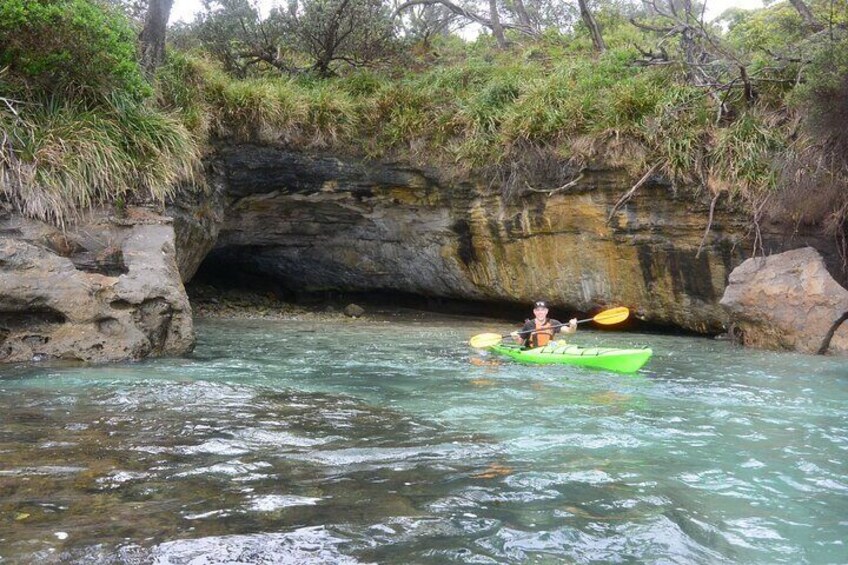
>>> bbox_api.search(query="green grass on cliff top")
[157,31,795,208]
[3,5,827,227]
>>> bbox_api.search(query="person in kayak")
[511,300,577,348]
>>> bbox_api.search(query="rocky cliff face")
[2,145,842,363]
[168,163,228,282]
[202,145,841,334]
[0,208,194,363]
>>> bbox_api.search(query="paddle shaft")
[503,314,607,339]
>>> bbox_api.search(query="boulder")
[0,208,194,363]
[343,303,365,318]
[719,247,848,354]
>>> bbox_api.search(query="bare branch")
[629,17,676,34]
[606,163,661,224]
[393,0,537,35]
[696,191,721,258]
[524,173,585,196]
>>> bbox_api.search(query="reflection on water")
[1,317,847,564]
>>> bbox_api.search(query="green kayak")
[488,342,652,373]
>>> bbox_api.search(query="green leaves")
[0,0,151,103]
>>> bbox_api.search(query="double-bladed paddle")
[469,306,630,349]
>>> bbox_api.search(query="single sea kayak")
[488,342,652,373]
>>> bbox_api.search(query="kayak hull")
[488,343,652,373]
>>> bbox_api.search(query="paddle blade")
[592,307,630,325]
[469,333,503,348]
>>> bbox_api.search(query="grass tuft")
[1,94,199,227]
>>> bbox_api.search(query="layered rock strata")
[205,145,839,334]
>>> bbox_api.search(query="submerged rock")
[0,208,194,363]
[720,247,848,355]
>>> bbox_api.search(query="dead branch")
[764,49,814,65]
[524,173,585,196]
[696,191,721,258]
[633,43,671,66]
[629,17,677,34]
[818,310,848,354]
[606,162,661,225]
[0,97,24,117]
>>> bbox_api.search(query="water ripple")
[1,319,846,564]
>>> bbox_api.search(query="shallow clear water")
[1,316,846,564]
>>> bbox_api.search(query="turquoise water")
[1,316,846,564]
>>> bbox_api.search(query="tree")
[488,0,507,47]
[139,0,174,73]
[0,0,150,101]
[787,0,823,30]
[510,0,533,29]
[576,0,605,52]
[392,0,458,44]
[520,0,578,32]
[194,0,289,77]
[283,0,398,76]
[631,0,731,90]
[393,0,538,38]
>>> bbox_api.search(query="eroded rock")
[168,167,227,283]
[203,146,843,334]
[719,247,848,355]
[0,208,194,363]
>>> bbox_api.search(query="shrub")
[798,33,848,161]
[0,0,151,102]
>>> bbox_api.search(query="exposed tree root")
[524,173,585,196]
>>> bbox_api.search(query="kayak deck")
[488,342,652,373]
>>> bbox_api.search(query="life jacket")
[530,319,555,348]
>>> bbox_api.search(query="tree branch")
[696,191,721,258]
[524,173,585,196]
[606,163,661,224]
[393,0,537,35]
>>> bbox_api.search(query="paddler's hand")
[568,318,578,332]
[510,331,519,338]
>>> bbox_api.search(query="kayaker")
[511,300,577,348]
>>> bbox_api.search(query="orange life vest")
[531,319,555,348]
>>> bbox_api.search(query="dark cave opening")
[188,249,692,335]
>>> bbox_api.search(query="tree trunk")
[138,0,174,74]
[576,0,606,53]
[489,0,507,48]
[512,0,533,30]
[788,0,824,30]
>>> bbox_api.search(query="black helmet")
[533,300,549,309]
